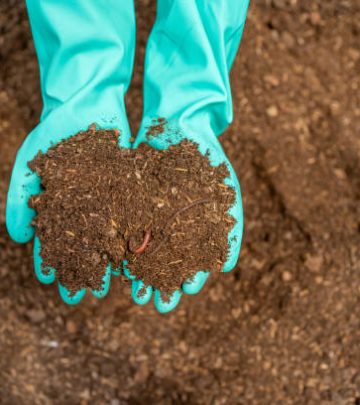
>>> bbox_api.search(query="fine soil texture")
[1,1,360,404]
[29,126,234,296]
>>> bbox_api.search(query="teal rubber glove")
[6,0,136,304]
[125,0,250,313]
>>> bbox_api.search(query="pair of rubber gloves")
[6,0,249,313]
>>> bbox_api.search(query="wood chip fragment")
[167,260,183,266]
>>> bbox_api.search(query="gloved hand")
[6,0,136,304]
[125,0,250,313]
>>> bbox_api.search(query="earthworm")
[129,230,151,254]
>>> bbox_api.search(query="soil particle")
[65,320,77,334]
[26,308,46,324]
[146,117,166,138]
[29,127,235,295]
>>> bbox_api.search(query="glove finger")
[111,265,121,276]
[110,264,122,276]
[6,166,38,243]
[33,236,56,284]
[131,280,153,305]
[91,264,111,299]
[154,289,182,314]
[123,263,153,305]
[223,163,244,273]
[58,282,86,305]
[182,271,210,295]
[123,261,136,280]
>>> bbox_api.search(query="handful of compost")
[28,126,239,312]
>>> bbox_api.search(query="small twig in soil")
[149,198,212,256]
[129,230,151,254]
[164,198,211,228]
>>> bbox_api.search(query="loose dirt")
[1,1,360,404]
[29,126,234,295]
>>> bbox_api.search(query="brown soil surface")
[1,1,360,404]
[29,127,233,295]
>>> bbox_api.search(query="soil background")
[1,1,360,404]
